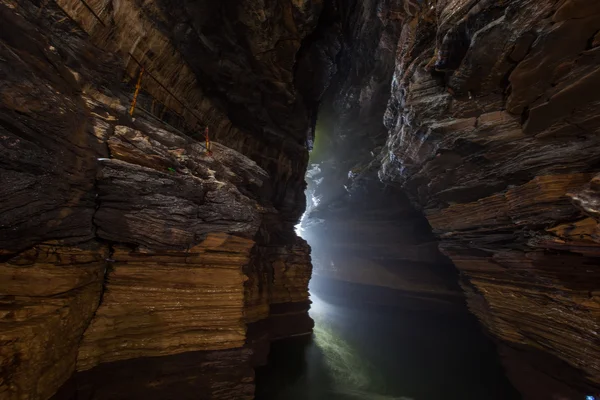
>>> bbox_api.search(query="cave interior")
[1,0,600,399]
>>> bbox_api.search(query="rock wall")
[294,0,600,396]
[303,179,462,305]
[53,0,318,222]
[298,0,462,307]
[3,0,600,398]
[375,0,600,395]
[0,1,314,399]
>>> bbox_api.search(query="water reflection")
[55,282,522,400]
[310,293,413,400]
[255,280,521,400]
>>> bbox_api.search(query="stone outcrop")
[53,0,317,224]
[374,0,600,395]
[0,1,313,399]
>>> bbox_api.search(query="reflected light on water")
[309,293,415,400]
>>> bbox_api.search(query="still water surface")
[256,289,521,400]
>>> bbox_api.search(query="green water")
[255,291,520,400]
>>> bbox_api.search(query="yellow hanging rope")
[205,127,212,155]
[129,66,145,116]
[125,60,213,155]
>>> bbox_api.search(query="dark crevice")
[520,105,530,126]
[586,28,600,49]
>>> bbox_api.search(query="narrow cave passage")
[2,0,600,399]
[253,115,520,400]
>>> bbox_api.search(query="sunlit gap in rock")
[288,181,416,400]
[258,83,530,399]
[4,0,600,398]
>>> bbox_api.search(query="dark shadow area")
[52,349,254,400]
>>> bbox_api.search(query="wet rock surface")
[300,0,462,308]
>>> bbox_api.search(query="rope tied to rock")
[205,127,212,156]
[129,66,144,116]
[58,0,215,156]
[126,55,213,155]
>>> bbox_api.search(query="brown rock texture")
[0,1,314,399]
[0,245,104,400]
[281,0,600,395]
[76,234,255,371]
[53,0,318,224]
[375,0,600,394]
[3,0,600,398]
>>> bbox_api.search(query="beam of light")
[310,293,415,400]
[311,299,372,390]
[294,210,307,236]
[302,122,414,399]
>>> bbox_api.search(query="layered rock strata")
[53,0,318,222]
[299,0,462,306]
[295,0,600,395]
[4,0,600,398]
[0,1,313,399]
[376,0,600,395]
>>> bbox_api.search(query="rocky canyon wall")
[300,0,463,308]
[301,0,600,397]
[374,0,600,396]
[0,1,317,399]
[2,0,600,398]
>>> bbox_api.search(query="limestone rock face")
[374,0,600,395]
[290,0,600,396]
[0,2,313,399]
[76,234,255,371]
[0,246,104,400]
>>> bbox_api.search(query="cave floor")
[255,283,521,400]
